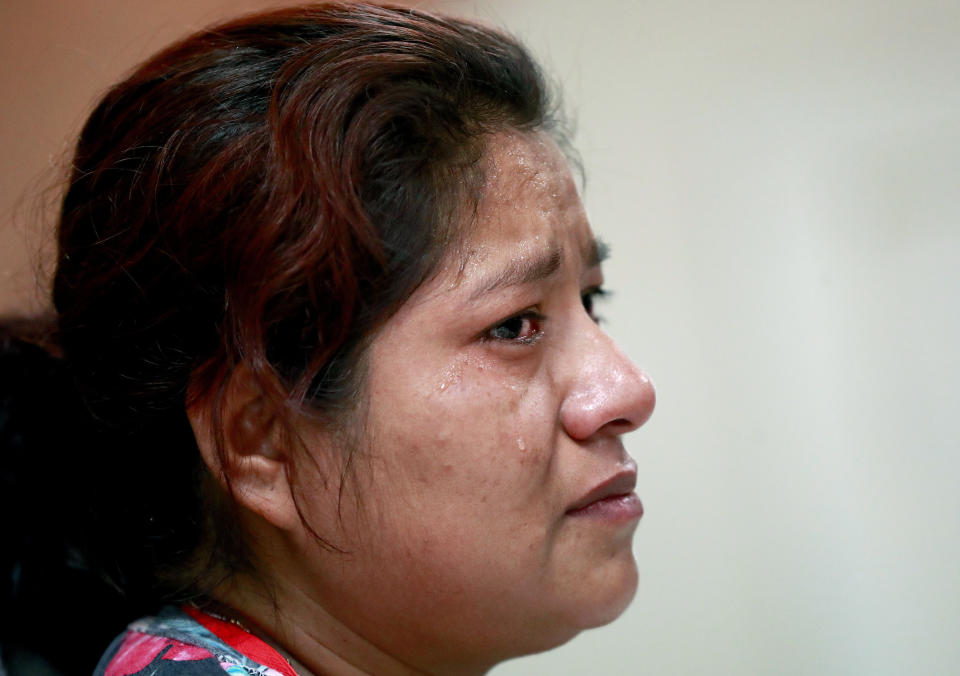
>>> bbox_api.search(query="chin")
[511,564,638,661]
[489,553,641,662]
[570,553,640,631]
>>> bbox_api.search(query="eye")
[485,310,545,345]
[581,286,609,322]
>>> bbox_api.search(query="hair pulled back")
[2,3,560,669]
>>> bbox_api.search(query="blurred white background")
[3,1,959,674]
[477,1,960,675]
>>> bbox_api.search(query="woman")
[0,3,655,674]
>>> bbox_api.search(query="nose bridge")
[559,322,655,441]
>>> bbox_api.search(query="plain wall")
[483,1,960,675]
[3,2,959,675]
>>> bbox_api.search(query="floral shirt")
[95,606,298,676]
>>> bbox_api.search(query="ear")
[187,365,300,532]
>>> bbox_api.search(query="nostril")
[604,416,643,435]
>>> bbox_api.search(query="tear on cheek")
[434,354,492,395]
[435,361,465,394]
[512,433,541,466]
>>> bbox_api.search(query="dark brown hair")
[2,2,562,669]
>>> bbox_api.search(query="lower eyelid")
[518,327,544,345]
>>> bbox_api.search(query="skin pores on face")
[288,131,656,673]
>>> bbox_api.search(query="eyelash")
[581,286,608,322]
[483,287,609,345]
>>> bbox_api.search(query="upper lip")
[566,466,638,513]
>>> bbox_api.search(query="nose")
[559,327,656,442]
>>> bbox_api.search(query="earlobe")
[187,365,300,532]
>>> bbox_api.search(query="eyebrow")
[585,236,610,268]
[468,235,609,301]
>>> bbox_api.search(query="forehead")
[453,131,593,273]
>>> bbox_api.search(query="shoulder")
[94,606,292,676]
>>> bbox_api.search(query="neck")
[207,515,499,676]
[209,575,437,676]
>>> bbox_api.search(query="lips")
[566,469,639,516]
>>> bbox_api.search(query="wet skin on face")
[277,131,656,674]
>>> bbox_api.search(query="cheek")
[387,349,535,436]
[354,342,564,557]
[411,358,555,482]
[351,355,560,559]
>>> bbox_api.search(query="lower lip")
[566,492,643,522]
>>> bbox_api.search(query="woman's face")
[294,131,655,670]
